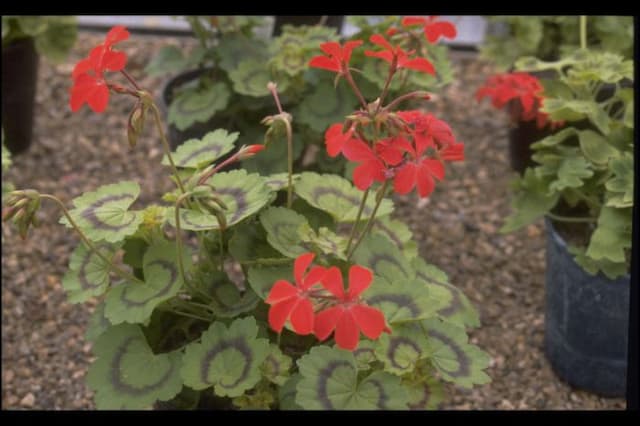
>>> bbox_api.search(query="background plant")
[3,24,489,410]
[146,15,456,177]
[501,48,634,279]
[2,16,77,62]
[480,16,633,71]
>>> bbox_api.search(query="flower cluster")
[311,34,464,199]
[70,25,130,113]
[475,72,563,129]
[265,253,388,350]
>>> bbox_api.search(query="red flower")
[365,34,435,75]
[342,139,388,191]
[309,40,363,74]
[440,142,465,162]
[397,110,457,151]
[70,25,130,113]
[324,123,360,158]
[314,265,389,350]
[265,253,326,335]
[394,157,445,198]
[401,16,457,43]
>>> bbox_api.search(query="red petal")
[375,139,405,165]
[325,123,345,157]
[343,40,363,63]
[101,50,127,72]
[87,83,110,113]
[314,306,342,341]
[364,50,394,64]
[424,158,445,180]
[265,280,298,304]
[309,56,341,73]
[400,57,435,75]
[294,252,315,286]
[348,265,373,299]
[104,25,130,47]
[425,22,457,43]
[416,163,436,198]
[320,266,345,299]
[290,298,315,335]
[319,41,342,58]
[334,311,360,350]
[520,93,535,116]
[401,16,427,27]
[350,305,387,339]
[268,297,298,333]
[352,161,381,191]
[342,139,375,162]
[301,265,327,290]
[393,163,418,195]
[369,34,394,51]
[69,87,87,112]
[72,57,95,79]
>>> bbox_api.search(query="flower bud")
[127,101,146,148]
[237,144,265,161]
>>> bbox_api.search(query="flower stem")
[580,16,588,50]
[377,61,397,112]
[150,103,186,194]
[120,70,141,91]
[168,309,211,322]
[344,70,368,109]
[347,180,389,259]
[39,194,144,285]
[345,188,370,254]
[174,193,191,287]
[546,212,597,223]
[283,117,294,209]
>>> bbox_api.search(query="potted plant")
[147,15,456,177]
[500,45,633,396]
[1,16,77,154]
[3,25,490,410]
[478,16,633,174]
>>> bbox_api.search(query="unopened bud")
[261,115,275,126]
[209,196,228,211]
[237,144,265,161]
[267,81,277,92]
[2,206,17,221]
[127,102,146,148]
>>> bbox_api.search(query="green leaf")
[375,323,429,376]
[422,319,491,388]
[260,206,312,258]
[549,157,593,193]
[372,216,418,259]
[586,206,631,264]
[352,234,413,283]
[278,374,303,410]
[247,264,293,300]
[196,269,259,318]
[34,18,77,63]
[241,131,304,175]
[403,372,445,410]
[501,169,560,233]
[263,173,301,192]
[543,99,610,134]
[2,140,11,171]
[168,83,230,131]
[413,257,480,328]
[217,34,269,73]
[163,129,238,169]
[569,245,629,280]
[294,81,358,132]
[295,172,393,223]
[578,129,619,166]
[353,340,378,371]
[85,302,111,343]
[62,242,119,303]
[105,238,191,325]
[87,324,183,409]
[229,59,276,97]
[168,170,272,231]
[605,154,634,208]
[228,222,282,263]
[61,181,143,243]
[181,317,270,397]
[261,345,292,386]
[531,127,578,148]
[304,227,348,260]
[144,45,186,76]
[296,346,408,409]
[364,277,434,324]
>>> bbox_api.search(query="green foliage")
[168,83,231,131]
[504,49,633,278]
[2,138,14,197]
[62,242,120,303]
[2,16,77,62]
[163,129,238,169]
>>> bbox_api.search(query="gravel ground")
[1,31,627,410]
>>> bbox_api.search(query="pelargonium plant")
[3,24,490,410]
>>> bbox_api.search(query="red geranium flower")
[439,142,465,162]
[365,34,435,75]
[401,16,457,44]
[397,110,457,151]
[342,139,388,191]
[324,123,360,158]
[314,265,389,350]
[265,253,326,335]
[70,25,130,113]
[309,40,363,74]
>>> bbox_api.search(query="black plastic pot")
[544,218,630,397]
[507,113,552,174]
[2,37,39,154]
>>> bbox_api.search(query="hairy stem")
[40,194,144,284]
[580,16,588,50]
[345,188,370,254]
[344,70,368,109]
[283,117,294,209]
[347,180,389,259]
[174,193,191,288]
[150,103,186,194]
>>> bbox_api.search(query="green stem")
[150,103,186,194]
[239,258,293,266]
[377,60,397,112]
[344,70,368,109]
[40,194,144,285]
[217,228,225,271]
[580,16,587,50]
[169,309,211,322]
[569,188,602,210]
[283,118,294,209]
[345,188,370,254]
[174,193,191,287]
[347,181,389,259]
[546,212,597,223]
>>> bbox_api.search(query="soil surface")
[1,31,627,410]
